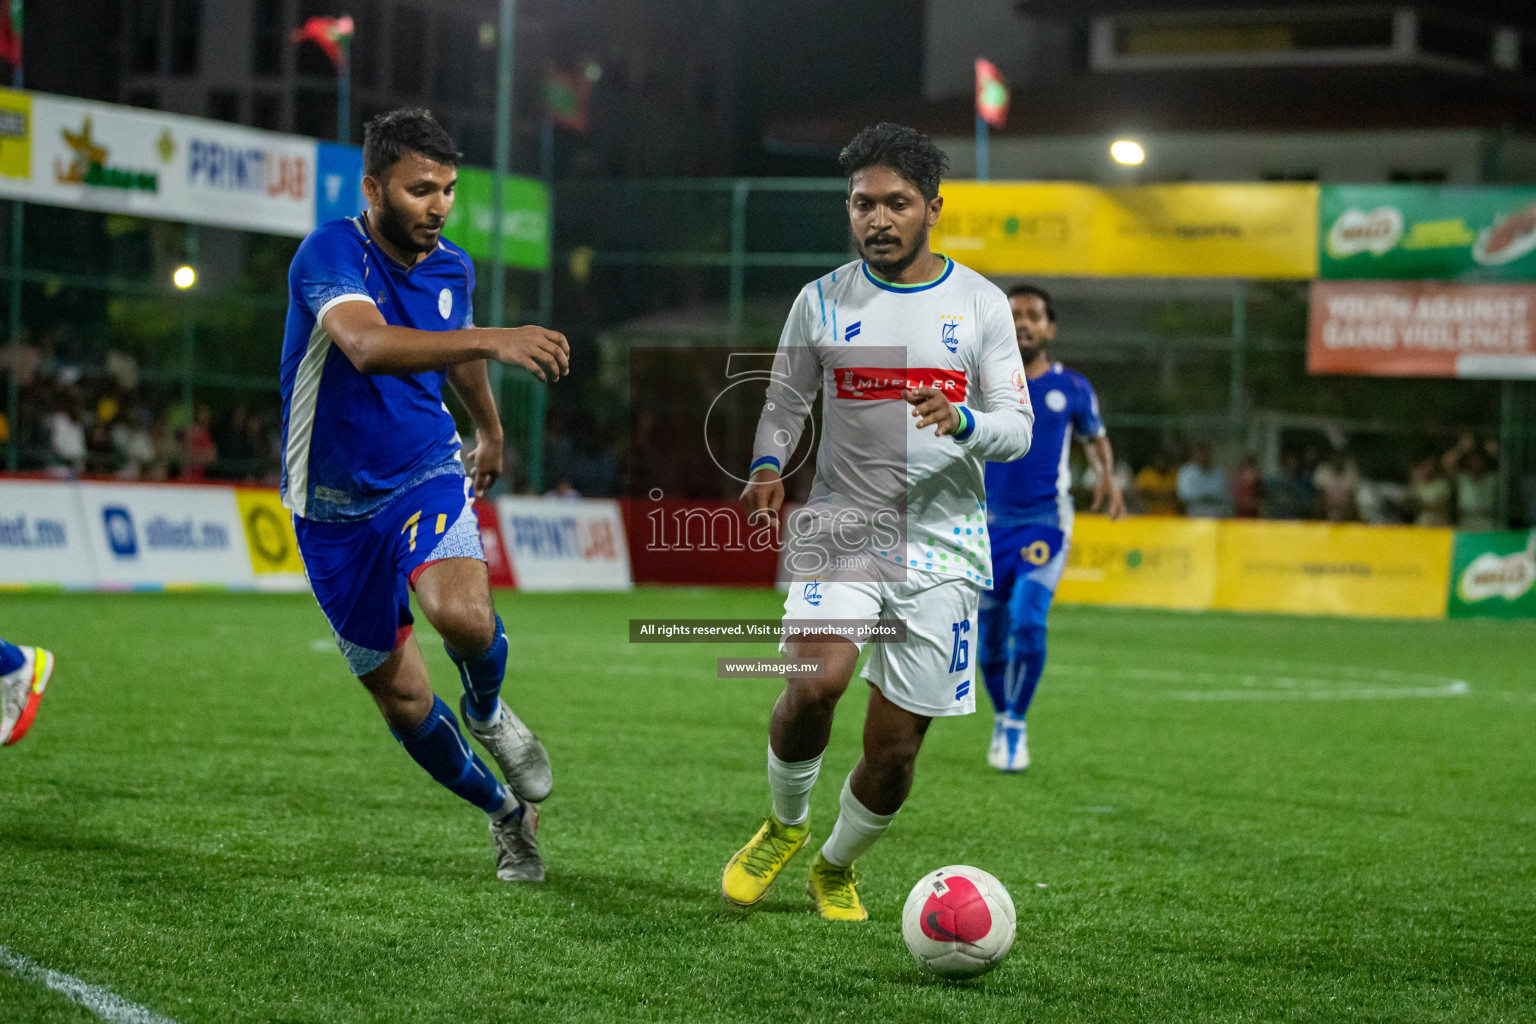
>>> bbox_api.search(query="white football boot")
[461,696,553,802]
[1,647,54,747]
[992,715,1029,773]
[490,798,544,882]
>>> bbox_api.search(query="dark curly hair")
[1007,283,1057,322]
[363,107,461,180]
[838,123,949,201]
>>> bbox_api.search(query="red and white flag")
[975,58,1009,129]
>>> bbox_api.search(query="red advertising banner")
[1308,280,1536,378]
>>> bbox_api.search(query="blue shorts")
[990,522,1069,599]
[295,473,484,676]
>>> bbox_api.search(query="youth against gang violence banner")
[929,182,1318,279]
[1307,280,1536,378]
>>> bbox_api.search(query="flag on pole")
[291,15,355,68]
[544,71,592,133]
[0,0,22,69]
[975,58,1009,130]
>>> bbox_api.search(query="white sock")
[820,773,896,867]
[767,746,822,826]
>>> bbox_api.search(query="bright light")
[172,265,196,289]
[1111,140,1145,166]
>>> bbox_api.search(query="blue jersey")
[984,362,1104,528]
[280,216,474,522]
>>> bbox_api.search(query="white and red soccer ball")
[901,865,1016,980]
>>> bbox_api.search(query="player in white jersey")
[721,123,1034,921]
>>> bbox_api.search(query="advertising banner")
[314,141,365,227]
[1319,185,1536,282]
[0,480,95,588]
[0,88,316,237]
[234,488,308,592]
[496,497,632,592]
[929,182,1317,279]
[1096,183,1318,279]
[444,166,550,271]
[1056,514,1219,610]
[78,482,254,588]
[474,499,515,588]
[1448,530,1536,619]
[1213,521,1452,619]
[1307,280,1536,379]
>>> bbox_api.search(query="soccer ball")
[901,865,1016,980]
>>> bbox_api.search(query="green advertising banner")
[1447,529,1536,619]
[1319,186,1536,282]
[443,166,549,271]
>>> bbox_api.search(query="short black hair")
[1007,283,1057,322]
[362,108,461,179]
[838,123,948,202]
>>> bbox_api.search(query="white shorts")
[780,570,980,718]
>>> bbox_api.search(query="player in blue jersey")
[979,284,1125,772]
[280,108,569,881]
[1,640,54,746]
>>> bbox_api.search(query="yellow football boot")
[722,813,811,906]
[806,851,868,921]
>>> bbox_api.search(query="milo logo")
[1327,207,1403,259]
[1458,534,1536,603]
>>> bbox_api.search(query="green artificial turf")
[0,590,1532,1023]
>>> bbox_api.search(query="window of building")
[168,0,202,75]
[1388,169,1449,184]
[126,89,159,111]
[252,92,282,130]
[251,0,283,77]
[1418,16,1491,65]
[435,15,480,105]
[206,90,240,124]
[350,0,379,90]
[129,0,162,75]
[294,86,337,140]
[392,6,428,94]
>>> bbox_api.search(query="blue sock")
[1005,625,1047,719]
[448,614,508,722]
[981,659,1009,717]
[393,695,517,817]
[0,640,24,677]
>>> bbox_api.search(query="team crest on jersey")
[803,581,823,606]
[1011,369,1031,405]
[939,315,962,353]
[1045,389,1067,412]
[438,288,453,319]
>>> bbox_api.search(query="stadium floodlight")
[172,265,197,289]
[1111,140,1145,166]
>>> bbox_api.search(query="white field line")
[0,945,178,1024]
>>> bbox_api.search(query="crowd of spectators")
[0,346,282,484]
[1111,433,1505,529]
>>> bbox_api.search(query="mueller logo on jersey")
[835,367,967,402]
[939,315,963,353]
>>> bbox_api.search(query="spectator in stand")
[44,389,86,476]
[112,407,158,480]
[1177,442,1232,518]
[85,418,116,475]
[1453,447,1499,531]
[182,403,218,481]
[1262,450,1316,519]
[1231,454,1263,518]
[543,478,582,500]
[215,405,258,481]
[1407,456,1453,527]
[1313,446,1360,522]
[1134,449,1182,516]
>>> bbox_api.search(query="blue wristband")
[952,406,976,441]
[748,456,782,476]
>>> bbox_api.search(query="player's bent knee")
[430,596,496,656]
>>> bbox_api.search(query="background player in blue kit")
[980,284,1126,772]
[280,108,570,880]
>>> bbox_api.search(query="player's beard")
[858,220,930,279]
[1017,341,1044,364]
[374,197,435,257]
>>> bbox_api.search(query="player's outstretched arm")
[324,300,570,379]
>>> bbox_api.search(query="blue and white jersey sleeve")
[1072,373,1106,440]
[290,224,376,322]
[460,260,476,330]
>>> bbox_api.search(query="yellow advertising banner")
[235,487,305,576]
[930,181,1319,279]
[1213,521,1452,619]
[1057,514,1219,610]
[928,182,1101,277]
[1095,183,1319,279]
[0,88,31,180]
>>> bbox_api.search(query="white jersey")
[751,256,1033,589]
